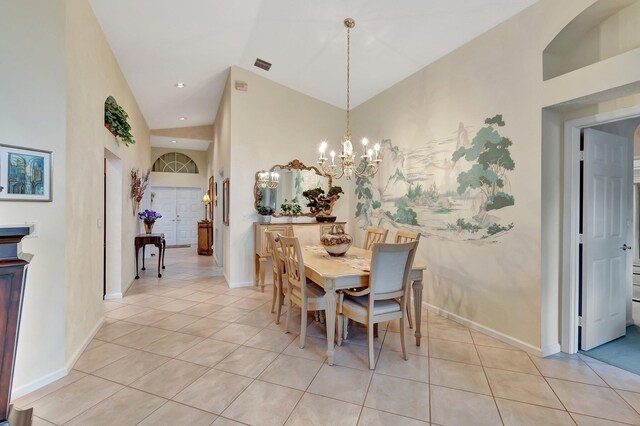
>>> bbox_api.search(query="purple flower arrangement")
[138,209,162,223]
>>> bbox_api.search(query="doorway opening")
[104,149,123,299]
[563,108,640,373]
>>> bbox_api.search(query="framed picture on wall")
[0,144,53,202]
[208,176,214,221]
[222,178,230,226]
[214,181,218,206]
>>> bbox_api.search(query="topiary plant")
[105,96,136,146]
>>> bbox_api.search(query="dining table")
[301,245,426,366]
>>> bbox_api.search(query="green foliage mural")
[452,115,515,214]
[354,116,516,242]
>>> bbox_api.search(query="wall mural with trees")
[355,114,516,242]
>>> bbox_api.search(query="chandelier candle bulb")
[331,150,335,165]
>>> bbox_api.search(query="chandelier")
[318,18,381,180]
[257,171,279,189]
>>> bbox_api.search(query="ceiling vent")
[254,58,272,71]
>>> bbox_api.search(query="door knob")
[621,244,632,251]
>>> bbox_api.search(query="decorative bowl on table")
[320,225,352,257]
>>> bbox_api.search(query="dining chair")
[279,235,327,348]
[266,231,286,324]
[364,227,389,250]
[337,241,418,369]
[292,225,321,247]
[394,230,422,329]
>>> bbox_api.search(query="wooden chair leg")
[406,301,414,329]
[275,281,283,325]
[373,323,379,338]
[300,306,308,349]
[271,273,278,314]
[285,294,292,334]
[399,316,408,361]
[368,321,375,370]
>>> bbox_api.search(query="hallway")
[11,248,640,425]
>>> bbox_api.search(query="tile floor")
[13,247,640,425]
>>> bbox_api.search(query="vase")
[320,224,352,257]
[144,221,155,234]
[260,215,272,224]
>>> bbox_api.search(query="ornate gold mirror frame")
[254,159,333,217]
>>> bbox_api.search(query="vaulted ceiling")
[90,0,539,130]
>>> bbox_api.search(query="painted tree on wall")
[452,114,515,214]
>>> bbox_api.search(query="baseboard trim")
[11,317,104,399]
[228,280,257,289]
[66,317,104,372]
[423,302,543,357]
[11,366,68,400]
[104,292,122,300]
[541,343,562,357]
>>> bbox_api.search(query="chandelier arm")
[346,25,350,139]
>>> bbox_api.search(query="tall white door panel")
[581,128,632,350]
[151,186,200,246]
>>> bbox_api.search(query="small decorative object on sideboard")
[257,206,274,224]
[280,198,302,221]
[130,168,150,215]
[320,224,352,257]
[303,185,343,222]
[138,209,162,234]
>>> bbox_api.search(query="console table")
[134,234,166,279]
[254,222,346,292]
[0,225,33,426]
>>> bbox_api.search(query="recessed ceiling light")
[171,140,177,144]
[174,82,186,88]
[178,117,186,121]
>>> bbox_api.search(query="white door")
[152,188,177,245]
[581,128,633,350]
[176,188,201,245]
[152,187,201,246]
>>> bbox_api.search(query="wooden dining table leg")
[413,279,423,346]
[323,286,338,365]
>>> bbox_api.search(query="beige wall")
[151,125,214,141]
[212,73,232,273]
[150,147,208,190]
[348,0,639,353]
[1,0,68,393]
[226,66,347,286]
[64,0,151,369]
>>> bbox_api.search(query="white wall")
[0,0,68,393]
[226,66,347,286]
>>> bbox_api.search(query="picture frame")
[214,181,218,206]
[0,144,53,202]
[208,176,214,221]
[222,178,230,226]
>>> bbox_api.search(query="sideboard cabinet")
[253,222,346,291]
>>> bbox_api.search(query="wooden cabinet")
[253,222,346,291]
[0,226,33,425]
[197,221,213,256]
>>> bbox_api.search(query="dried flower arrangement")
[130,169,150,215]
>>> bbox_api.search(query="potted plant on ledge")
[303,186,343,222]
[257,206,275,224]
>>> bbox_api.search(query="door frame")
[562,105,640,353]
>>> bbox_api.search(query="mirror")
[254,160,332,217]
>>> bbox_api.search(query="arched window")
[152,152,199,174]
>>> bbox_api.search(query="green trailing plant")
[302,186,344,216]
[105,96,136,146]
[257,206,275,216]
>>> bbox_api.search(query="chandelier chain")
[346,25,350,139]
